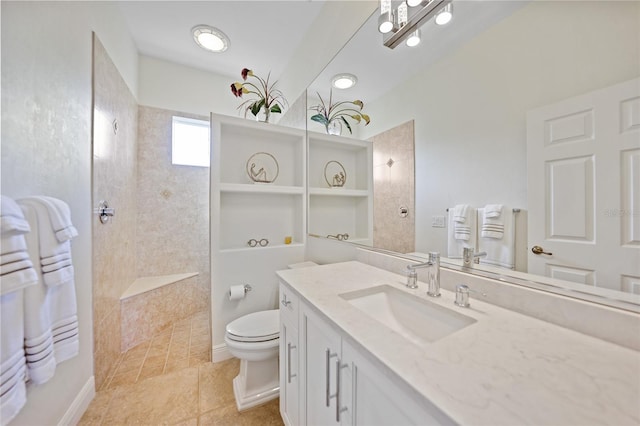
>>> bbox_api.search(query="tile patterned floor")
[80,312,283,425]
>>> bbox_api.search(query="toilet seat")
[226,309,279,343]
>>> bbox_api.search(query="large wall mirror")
[306,0,640,309]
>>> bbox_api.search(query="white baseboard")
[58,375,95,426]
[212,343,234,363]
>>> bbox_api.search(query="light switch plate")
[432,215,446,228]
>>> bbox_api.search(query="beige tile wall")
[92,35,139,389]
[135,105,210,342]
[93,45,211,386]
[371,120,415,253]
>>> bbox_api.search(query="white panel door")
[527,77,640,293]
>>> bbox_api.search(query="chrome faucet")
[462,247,486,268]
[454,284,487,308]
[406,252,441,297]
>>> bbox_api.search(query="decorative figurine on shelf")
[324,160,347,188]
[332,171,346,187]
[246,152,279,184]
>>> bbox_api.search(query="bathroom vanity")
[277,261,640,426]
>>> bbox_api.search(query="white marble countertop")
[276,261,640,426]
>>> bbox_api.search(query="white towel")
[35,196,78,242]
[0,197,38,296]
[452,204,469,223]
[478,208,515,269]
[480,204,504,239]
[484,204,503,218]
[453,204,473,241]
[0,196,31,237]
[18,201,79,385]
[0,290,27,426]
[447,207,477,258]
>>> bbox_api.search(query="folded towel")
[18,201,79,385]
[478,208,515,269]
[1,289,28,425]
[25,196,77,243]
[481,204,505,239]
[15,199,71,259]
[453,205,473,241]
[40,253,71,267]
[452,204,469,223]
[447,207,477,258]
[42,265,75,287]
[0,196,31,237]
[0,239,37,296]
[0,251,30,265]
[484,204,503,218]
[0,235,28,256]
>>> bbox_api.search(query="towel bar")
[446,207,521,212]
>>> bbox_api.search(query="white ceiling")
[118,1,326,81]
[118,1,526,104]
[309,0,527,104]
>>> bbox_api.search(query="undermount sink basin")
[340,285,476,345]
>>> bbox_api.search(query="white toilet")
[224,309,280,411]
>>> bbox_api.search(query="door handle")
[531,245,552,255]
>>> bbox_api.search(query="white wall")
[138,55,239,117]
[1,1,138,424]
[361,1,640,262]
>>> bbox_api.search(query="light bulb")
[435,4,453,26]
[406,30,421,47]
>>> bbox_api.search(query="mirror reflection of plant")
[230,68,287,122]
[309,90,371,134]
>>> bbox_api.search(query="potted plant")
[309,90,370,135]
[230,68,287,123]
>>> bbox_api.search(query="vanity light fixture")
[405,29,421,47]
[378,0,395,34]
[381,0,452,49]
[435,3,453,26]
[331,73,358,89]
[406,0,425,7]
[192,25,229,53]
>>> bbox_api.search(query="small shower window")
[171,116,210,167]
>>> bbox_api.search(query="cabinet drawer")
[279,282,299,323]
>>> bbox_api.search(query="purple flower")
[241,68,253,81]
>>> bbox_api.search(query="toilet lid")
[226,309,279,342]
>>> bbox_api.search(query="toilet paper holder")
[242,284,252,294]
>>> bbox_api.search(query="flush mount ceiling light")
[405,29,421,47]
[192,25,229,53]
[331,73,358,89]
[435,3,453,26]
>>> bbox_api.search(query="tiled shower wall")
[135,106,210,330]
[93,42,211,386]
[371,120,415,253]
[92,35,139,389]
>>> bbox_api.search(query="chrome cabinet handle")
[325,349,337,407]
[287,342,297,383]
[335,361,348,422]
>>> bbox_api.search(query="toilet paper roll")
[229,285,246,301]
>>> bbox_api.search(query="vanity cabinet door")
[280,318,299,426]
[279,284,299,426]
[342,341,454,426]
[301,302,343,426]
